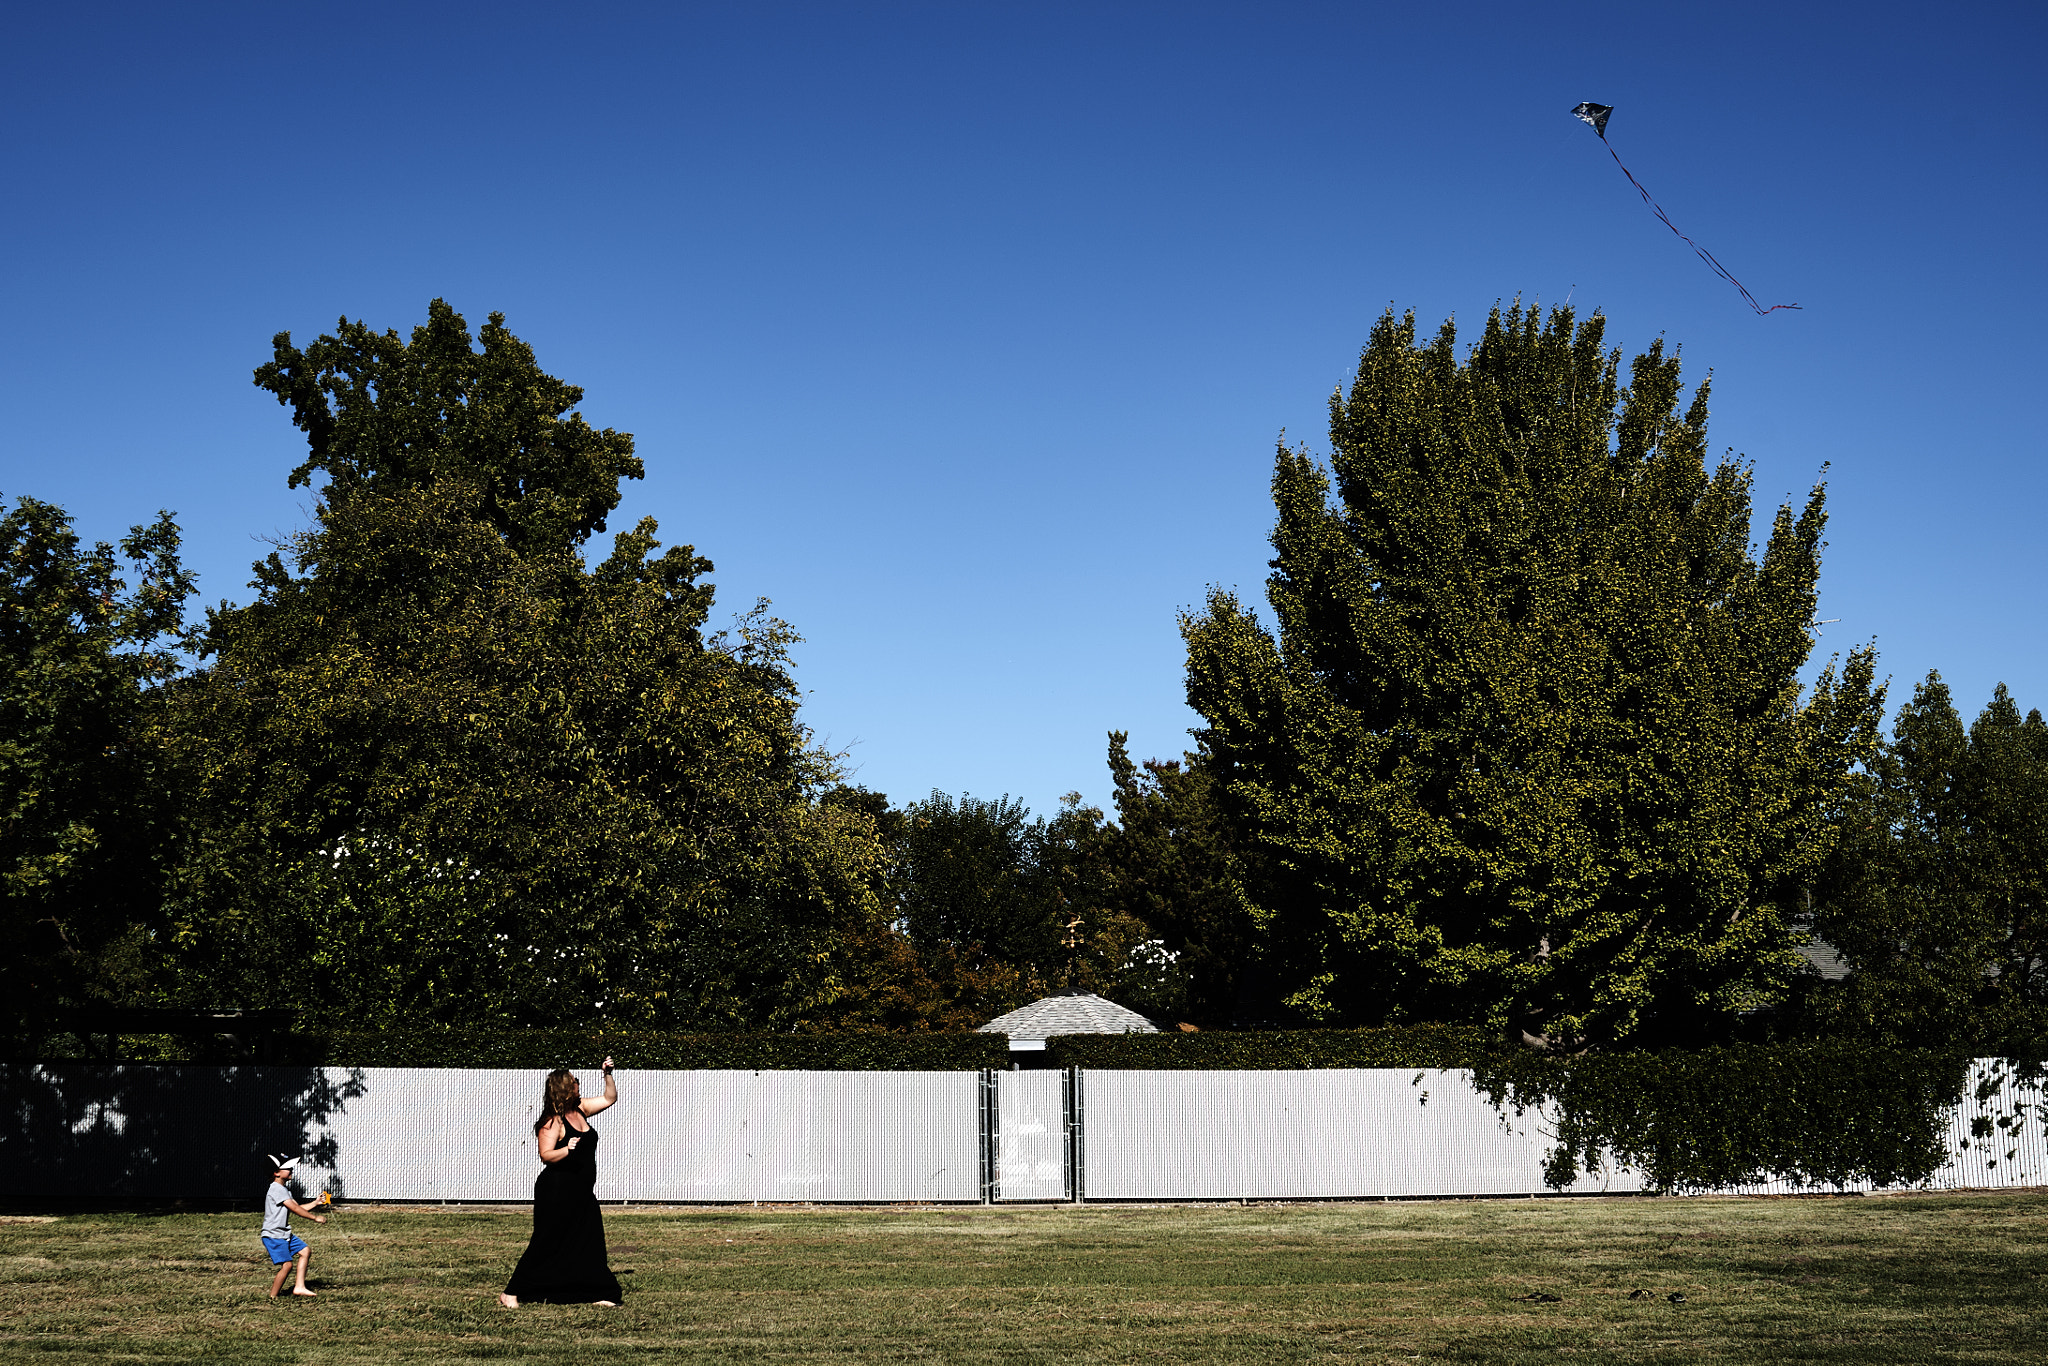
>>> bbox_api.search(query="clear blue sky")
[4,2,2042,817]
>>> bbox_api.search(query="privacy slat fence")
[1078,1068,1639,1200]
[2,1061,2038,1204]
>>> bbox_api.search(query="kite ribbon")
[1601,139,1799,315]
[1575,104,1799,316]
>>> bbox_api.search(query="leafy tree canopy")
[897,791,1056,965]
[848,783,1171,1023]
[1809,674,2048,1049]
[254,298,641,555]
[1183,303,1884,1047]
[166,303,884,1030]
[0,495,193,1027]
[1088,732,1255,1025]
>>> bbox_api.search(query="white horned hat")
[268,1153,302,1173]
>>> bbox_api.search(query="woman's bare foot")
[498,1293,518,1308]
[291,1287,317,1297]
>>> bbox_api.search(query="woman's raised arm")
[580,1056,617,1116]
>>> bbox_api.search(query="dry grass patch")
[0,1192,2042,1363]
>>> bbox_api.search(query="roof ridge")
[976,992,1160,1039]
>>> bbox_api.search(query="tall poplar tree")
[1809,675,2048,1047]
[1183,304,1884,1046]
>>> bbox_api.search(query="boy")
[261,1154,328,1298]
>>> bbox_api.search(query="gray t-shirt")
[261,1182,294,1238]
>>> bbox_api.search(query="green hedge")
[1044,1024,1500,1070]
[294,1029,1009,1071]
[1471,1043,1974,1193]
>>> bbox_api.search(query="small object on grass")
[1628,1289,1650,1300]
[1515,1292,1562,1303]
[1667,1292,1688,1305]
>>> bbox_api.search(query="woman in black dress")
[499,1056,623,1307]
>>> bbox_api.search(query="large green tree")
[0,495,193,1029]
[165,301,887,1028]
[876,784,1177,1018]
[1808,675,2048,1048]
[1183,304,1884,1047]
[896,791,1061,969]
[1086,733,1255,1024]
[802,785,1050,1032]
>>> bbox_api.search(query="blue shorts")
[261,1234,308,1264]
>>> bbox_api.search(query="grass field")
[2,1192,2044,1364]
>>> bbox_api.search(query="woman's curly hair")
[534,1068,580,1135]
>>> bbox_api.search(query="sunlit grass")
[1,1192,2043,1363]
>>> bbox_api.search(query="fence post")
[980,1069,997,1204]
[1063,1066,1085,1203]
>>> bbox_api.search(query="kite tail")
[1603,140,1800,316]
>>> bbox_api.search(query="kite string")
[1603,139,1800,316]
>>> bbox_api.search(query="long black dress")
[504,1114,623,1304]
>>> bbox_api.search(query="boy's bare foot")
[291,1287,317,1297]
[498,1293,518,1308]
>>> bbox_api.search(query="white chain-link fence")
[3,1062,2038,1203]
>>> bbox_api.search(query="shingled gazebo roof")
[977,992,1158,1051]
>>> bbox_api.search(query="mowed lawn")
[2,1192,2044,1364]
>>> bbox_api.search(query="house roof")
[977,992,1159,1045]
[1798,937,1851,982]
